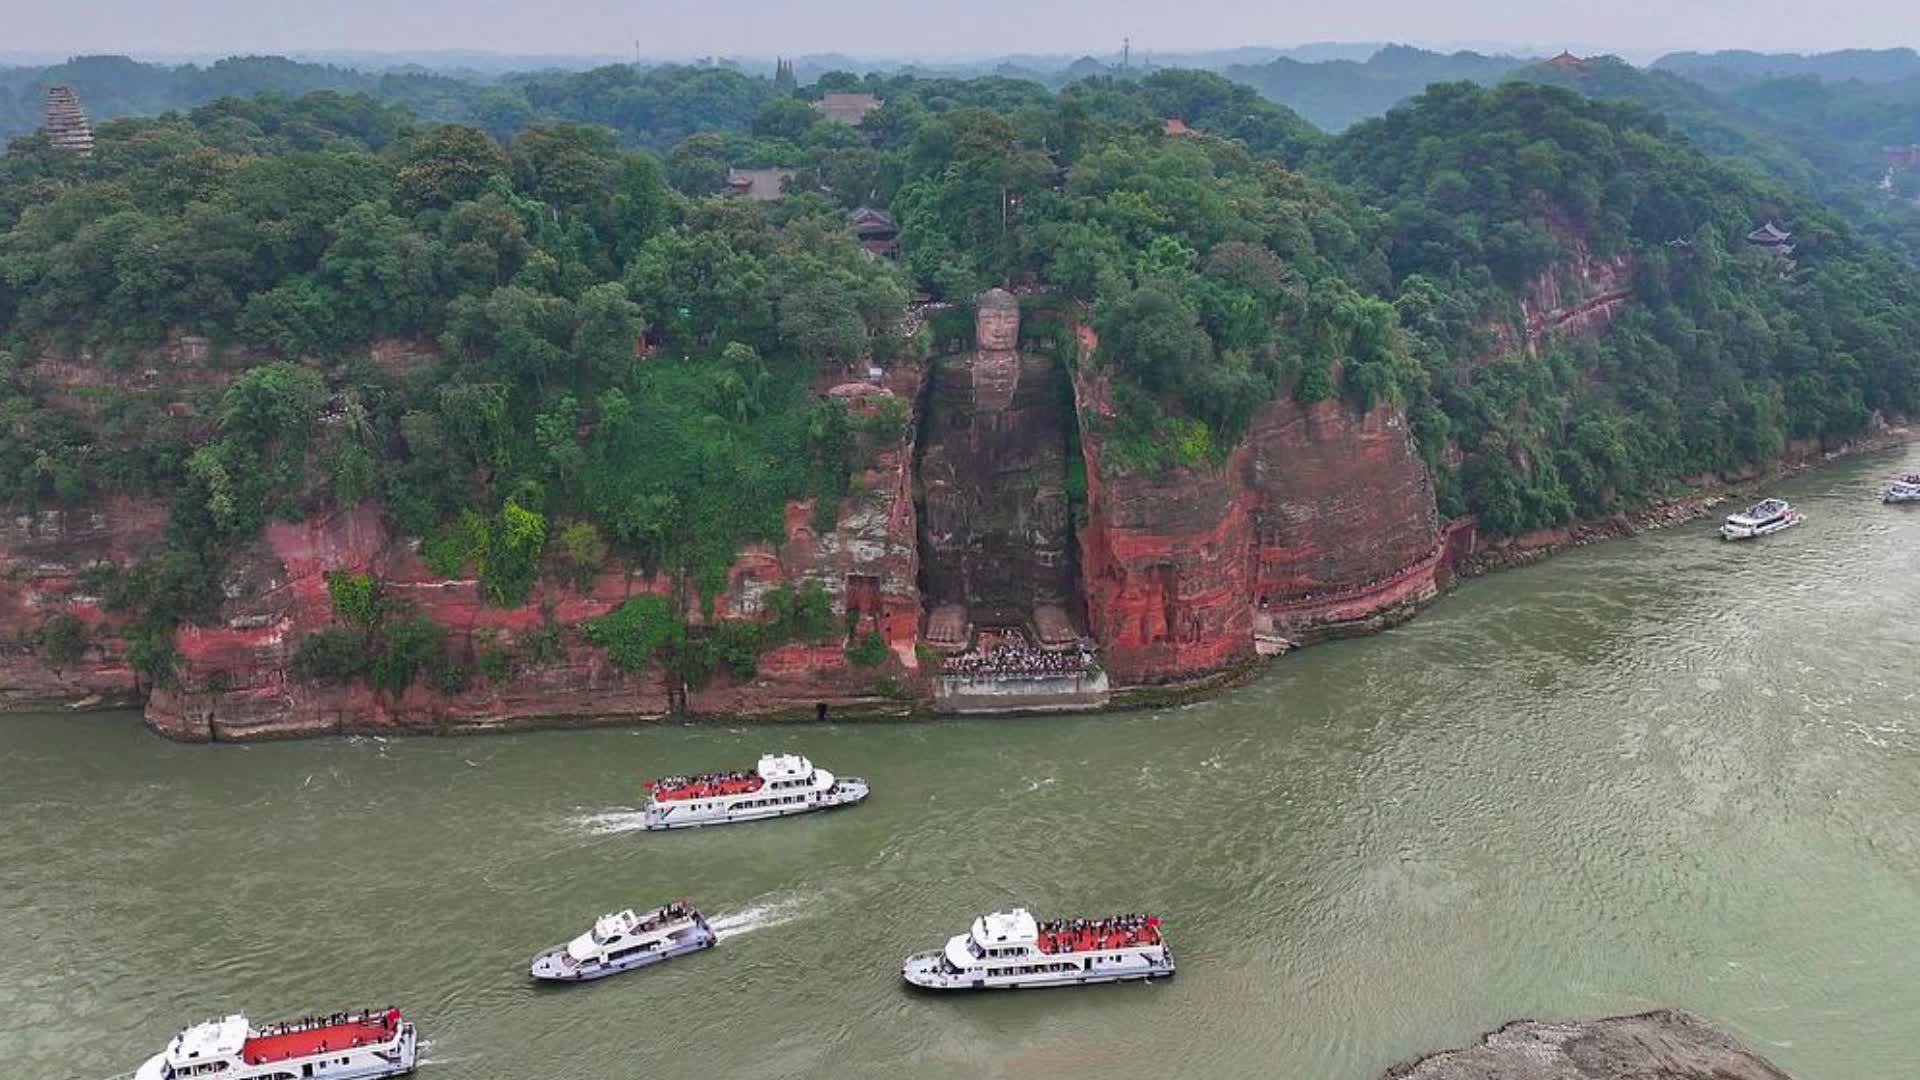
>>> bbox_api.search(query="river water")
[6,449,1920,1080]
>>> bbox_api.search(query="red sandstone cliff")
[1,338,928,738]
[1480,222,1637,361]
[0,240,1642,732]
[1074,369,1445,685]
[142,365,928,741]
[0,496,169,709]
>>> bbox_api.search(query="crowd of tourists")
[1036,914,1162,954]
[646,770,763,801]
[242,1009,402,1064]
[941,628,1092,677]
[258,1009,398,1037]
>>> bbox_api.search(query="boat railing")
[257,1008,402,1038]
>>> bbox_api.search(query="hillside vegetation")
[3,67,1917,689]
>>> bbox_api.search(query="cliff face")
[1482,228,1637,360]
[144,502,674,740]
[1076,419,1256,682]
[0,497,168,709]
[2,244,1642,732]
[1248,394,1446,640]
[3,348,927,737]
[1075,371,1445,684]
[142,366,927,741]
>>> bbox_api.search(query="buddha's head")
[975,288,1020,351]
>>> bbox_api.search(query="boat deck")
[649,776,762,801]
[1036,919,1162,955]
[242,1019,395,1064]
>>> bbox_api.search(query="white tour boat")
[902,908,1174,991]
[1883,474,1920,504]
[639,752,868,830]
[530,899,715,982]
[1720,497,1802,540]
[134,1008,416,1080]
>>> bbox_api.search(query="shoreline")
[1454,423,1914,578]
[9,427,1912,741]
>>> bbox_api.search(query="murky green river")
[6,450,1920,1080]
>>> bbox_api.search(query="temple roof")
[814,93,882,125]
[849,206,896,235]
[724,167,795,200]
[1747,221,1792,243]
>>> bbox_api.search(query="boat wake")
[708,898,806,941]
[571,808,649,835]
[415,1039,465,1068]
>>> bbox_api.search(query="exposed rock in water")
[1381,1010,1792,1080]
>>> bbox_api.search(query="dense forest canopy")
[1518,56,1920,262]
[1320,80,1920,529]
[3,60,1919,688]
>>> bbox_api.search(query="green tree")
[396,125,508,210]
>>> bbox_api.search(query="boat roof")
[168,1016,248,1065]
[568,904,695,960]
[757,752,813,779]
[972,908,1039,945]
[1729,498,1789,522]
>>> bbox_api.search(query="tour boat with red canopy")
[639,752,868,830]
[902,908,1174,990]
[133,1007,416,1079]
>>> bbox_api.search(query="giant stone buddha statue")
[918,288,1076,633]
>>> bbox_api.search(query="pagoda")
[43,85,94,156]
[1745,221,1793,256]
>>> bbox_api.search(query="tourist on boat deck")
[649,769,760,797]
[1034,913,1162,952]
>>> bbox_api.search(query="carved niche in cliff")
[917,288,1077,627]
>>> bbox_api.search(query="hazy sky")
[8,0,1915,59]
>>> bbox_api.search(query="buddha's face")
[976,301,1020,351]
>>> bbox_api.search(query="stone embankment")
[1380,1010,1792,1080]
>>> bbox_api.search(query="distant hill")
[1224,44,1535,131]
[1512,56,1841,189]
[1653,48,1920,91]
[0,54,485,141]
[1508,54,1920,262]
